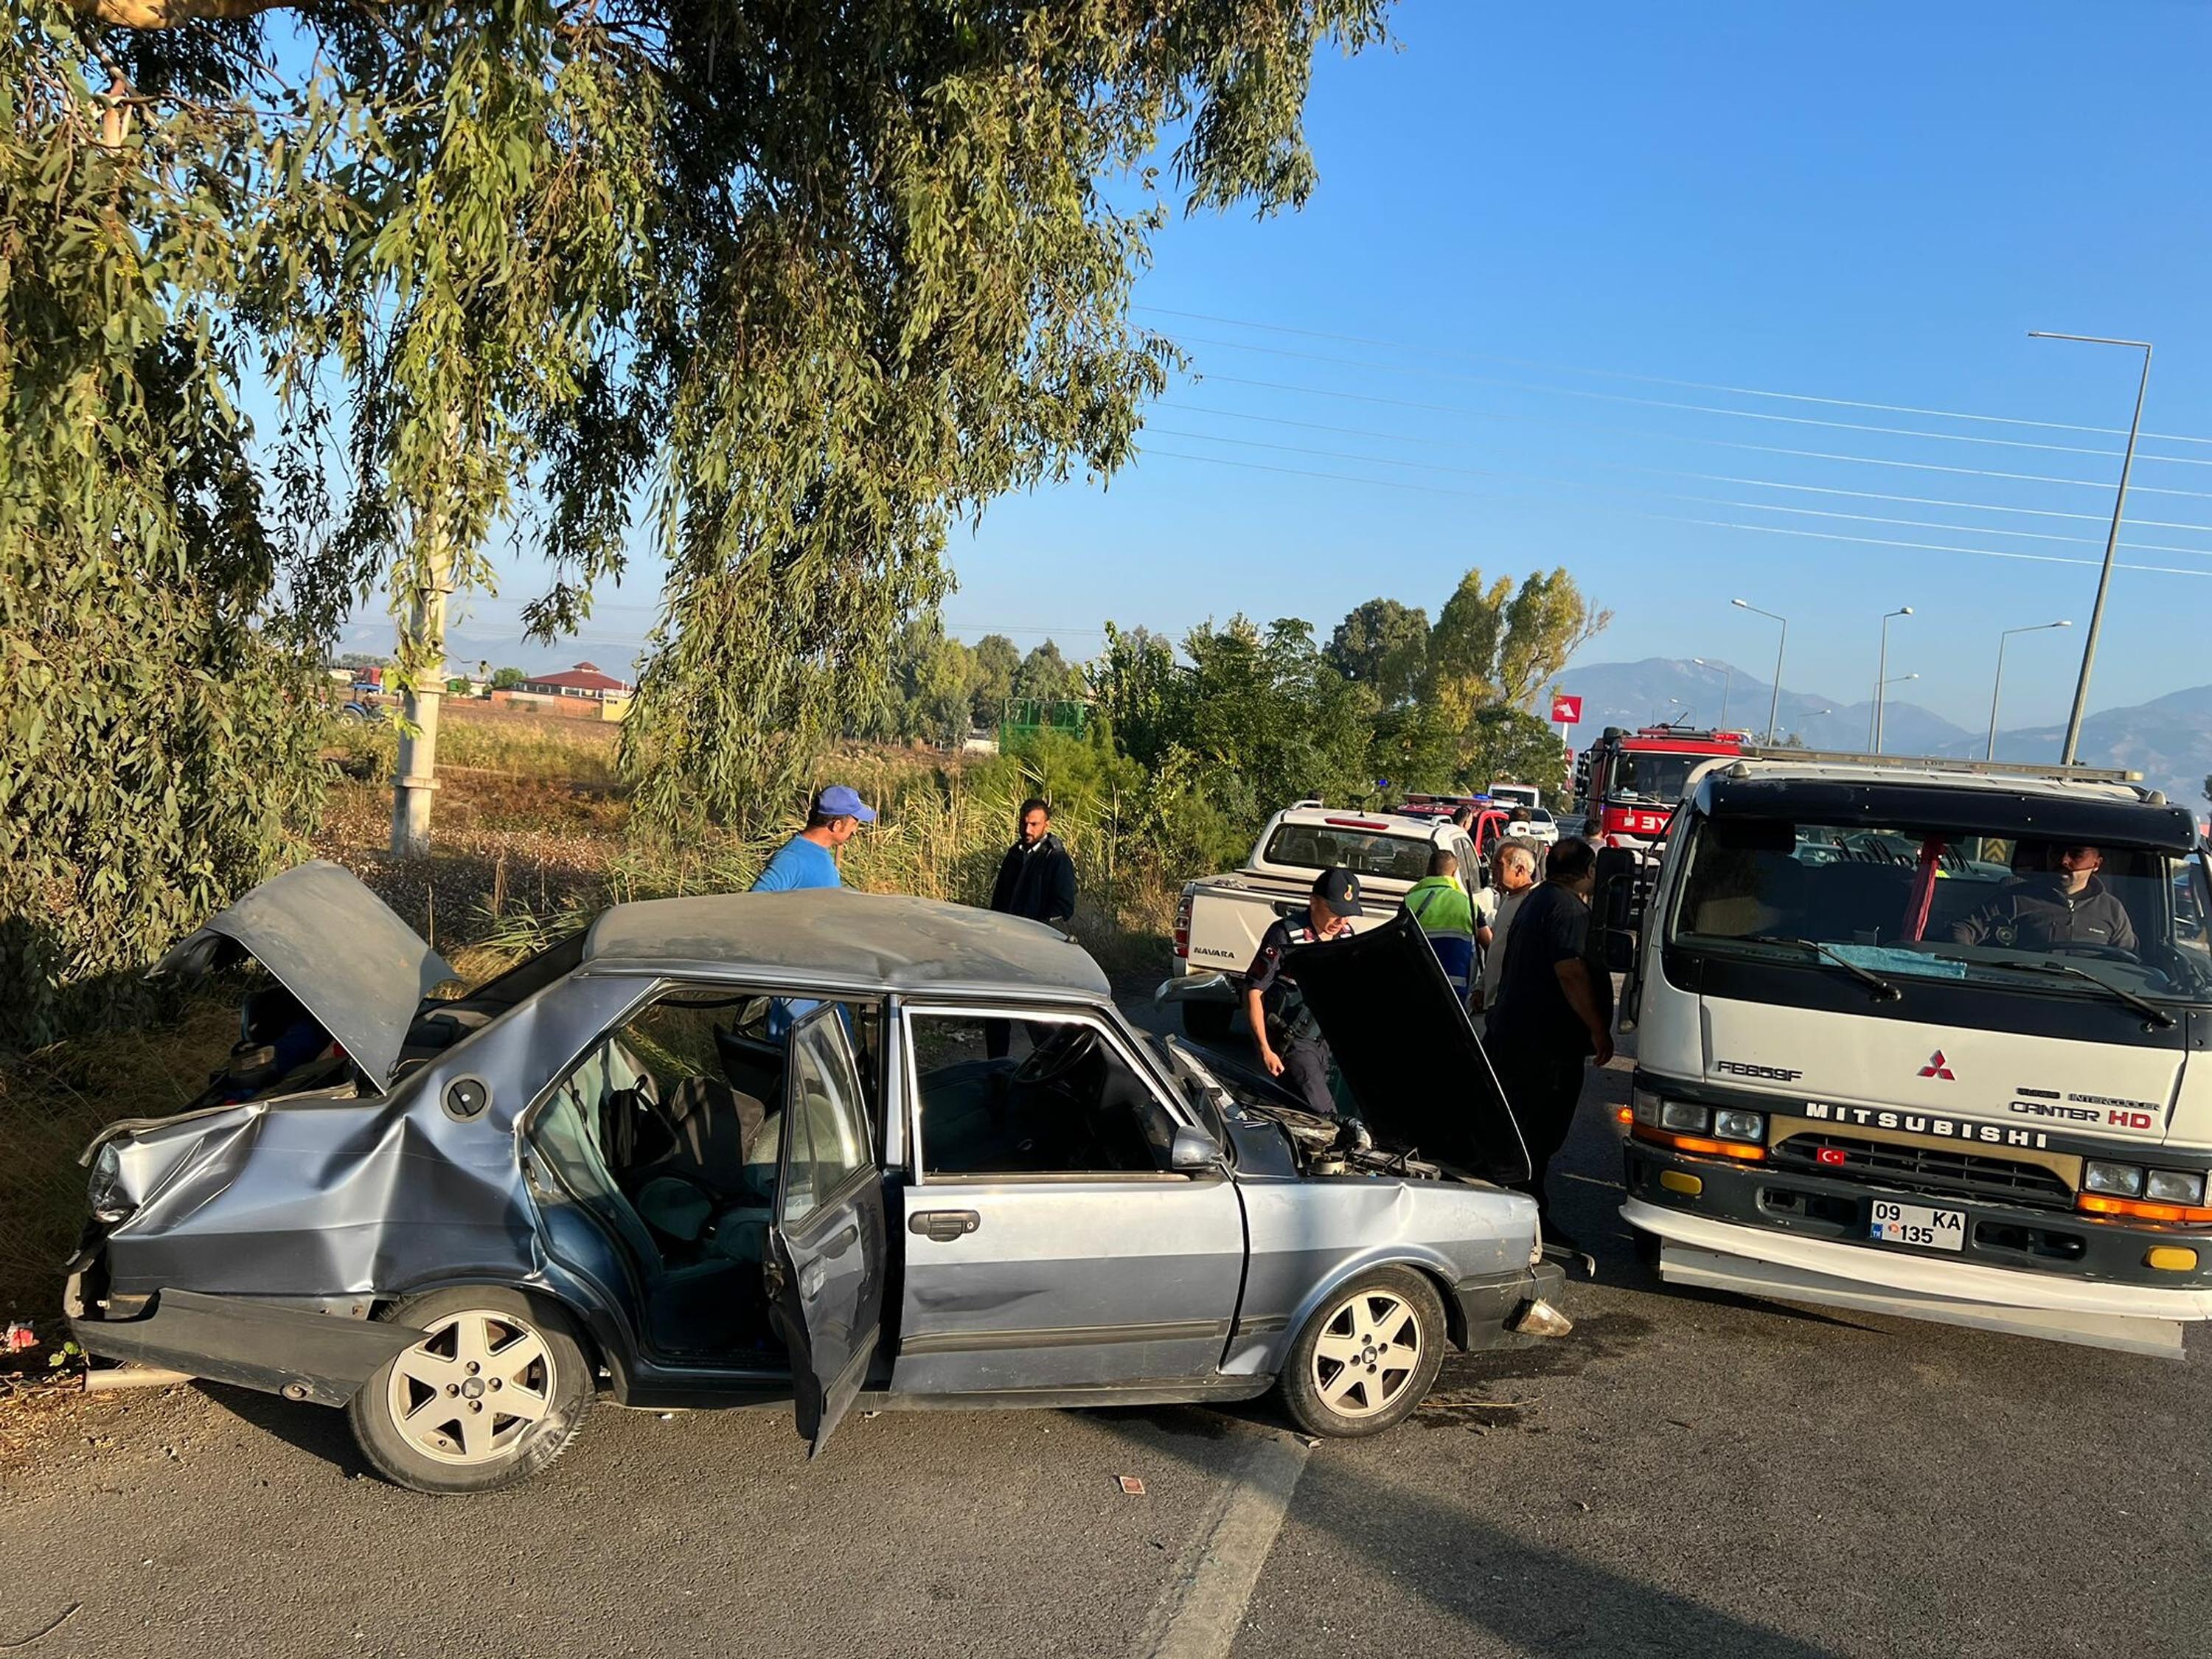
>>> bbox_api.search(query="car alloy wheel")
[1309,1287,1422,1420]
[386,1308,560,1465]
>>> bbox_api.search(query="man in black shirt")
[1484,835,1613,1239]
[1243,868,1364,1117]
[985,798,1079,1059]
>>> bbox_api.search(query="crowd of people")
[754,782,1611,1256]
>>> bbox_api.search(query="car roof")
[580,888,1112,999]
[1270,807,1459,838]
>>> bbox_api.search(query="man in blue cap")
[752,785,876,892]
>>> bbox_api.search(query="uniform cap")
[1312,866,1365,918]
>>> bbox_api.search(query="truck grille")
[1770,1133,2074,1210]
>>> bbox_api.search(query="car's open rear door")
[765,1005,888,1457]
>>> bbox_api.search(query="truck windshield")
[1613,751,1703,804]
[1669,815,2212,1006]
[1262,824,1433,882]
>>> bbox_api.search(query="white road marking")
[1136,1427,1312,1659]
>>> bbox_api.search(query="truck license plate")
[1868,1200,1966,1251]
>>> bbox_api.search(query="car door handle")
[908,1210,981,1243]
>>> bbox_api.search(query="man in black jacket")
[1950,841,2138,953]
[985,799,1078,1058]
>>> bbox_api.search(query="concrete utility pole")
[2029,332,2152,765]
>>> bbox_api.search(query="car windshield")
[1612,751,1703,804]
[1669,813,2212,1005]
[1144,1032,1232,1149]
[1262,823,1433,881]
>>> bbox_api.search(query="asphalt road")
[4,1031,2210,1658]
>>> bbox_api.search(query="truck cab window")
[1671,815,2212,1005]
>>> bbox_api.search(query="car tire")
[347,1287,593,1494]
[1181,999,1234,1043]
[1278,1265,1447,1439]
[1631,1226,1663,1267]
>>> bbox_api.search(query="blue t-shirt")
[751,835,842,892]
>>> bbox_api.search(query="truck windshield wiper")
[1736,934,1902,1002]
[1944,956,2176,1028]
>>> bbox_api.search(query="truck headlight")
[2146,1169,2208,1205]
[2084,1161,2146,1197]
[87,1143,134,1224]
[1659,1101,1709,1133]
[1712,1109,1766,1144]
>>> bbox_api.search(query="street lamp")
[1651,696,1686,725]
[2029,331,2153,763]
[1986,620,2073,760]
[1872,606,1913,754]
[1692,658,1733,728]
[1731,599,1787,744]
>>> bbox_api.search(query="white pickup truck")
[1158,804,1508,1040]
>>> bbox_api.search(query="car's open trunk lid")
[150,859,455,1089]
[1287,909,1532,1183]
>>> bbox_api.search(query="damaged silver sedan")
[67,863,1566,1493]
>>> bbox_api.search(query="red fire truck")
[1570,723,1748,850]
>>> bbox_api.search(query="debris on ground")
[4,1324,35,1355]
[1116,1475,1146,1495]
[0,1599,80,1651]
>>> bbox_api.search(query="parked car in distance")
[1161,804,1512,1040]
[1506,807,1560,849]
[69,866,1567,1493]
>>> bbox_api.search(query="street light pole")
[2029,331,2152,764]
[1873,606,1913,755]
[1731,599,1787,744]
[1986,619,2073,760]
[1692,659,1734,728]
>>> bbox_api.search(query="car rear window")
[1262,824,1433,881]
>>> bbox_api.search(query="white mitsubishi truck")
[1601,751,2212,1357]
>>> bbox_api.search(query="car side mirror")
[1603,927,1637,974]
[1169,1127,1223,1172]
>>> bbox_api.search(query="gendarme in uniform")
[1244,867,1365,1118]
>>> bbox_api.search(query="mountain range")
[1553,658,2212,815]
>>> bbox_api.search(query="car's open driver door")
[765,1005,888,1457]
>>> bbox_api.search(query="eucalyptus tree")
[4,0,1388,1036]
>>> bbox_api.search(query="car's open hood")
[1286,910,1531,1183]
[150,859,455,1088]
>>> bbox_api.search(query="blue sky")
[443,0,2212,730]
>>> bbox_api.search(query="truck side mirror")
[1603,928,1637,973]
[1593,846,1640,933]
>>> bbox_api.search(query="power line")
[1144,425,2212,559]
[1135,302,2212,450]
[1135,446,2212,580]
[1156,400,2212,535]
[1198,374,2212,501]
[1172,331,2212,467]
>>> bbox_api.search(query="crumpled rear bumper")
[66,1273,422,1408]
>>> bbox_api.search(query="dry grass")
[0,997,243,1320]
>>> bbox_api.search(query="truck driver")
[1950,841,2138,953]
[1244,867,1364,1117]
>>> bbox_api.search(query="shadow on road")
[195,1381,372,1478]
